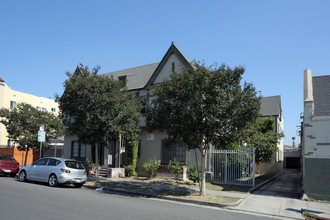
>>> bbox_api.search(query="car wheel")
[48,174,58,187]
[19,171,27,182]
[74,183,83,188]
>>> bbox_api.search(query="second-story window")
[51,108,56,112]
[36,106,41,111]
[140,97,147,115]
[10,101,16,110]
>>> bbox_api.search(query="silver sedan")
[18,157,87,188]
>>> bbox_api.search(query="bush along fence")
[206,148,255,187]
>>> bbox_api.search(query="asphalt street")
[0,176,283,220]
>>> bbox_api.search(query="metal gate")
[208,149,255,187]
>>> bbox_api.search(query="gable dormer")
[145,42,193,88]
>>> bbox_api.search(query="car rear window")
[0,155,17,162]
[65,161,84,169]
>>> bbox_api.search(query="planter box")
[86,166,102,175]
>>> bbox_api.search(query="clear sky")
[1,0,330,146]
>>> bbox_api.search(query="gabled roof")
[101,63,159,90]
[100,43,193,91]
[313,75,330,117]
[74,66,83,75]
[260,95,282,117]
[145,42,193,88]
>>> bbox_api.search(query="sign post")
[38,125,45,159]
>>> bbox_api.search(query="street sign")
[38,130,45,142]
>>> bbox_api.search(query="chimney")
[304,69,313,102]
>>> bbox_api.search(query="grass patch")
[302,211,318,220]
[173,193,240,204]
[85,180,239,204]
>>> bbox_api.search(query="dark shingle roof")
[260,95,282,117]
[313,75,330,117]
[101,62,159,90]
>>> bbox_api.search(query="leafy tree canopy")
[147,63,260,195]
[245,117,284,163]
[0,103,64,150]
[57,64,141,146]
[148,63,261,150]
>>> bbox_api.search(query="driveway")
[253,169,302,199]
[229,169,309,219]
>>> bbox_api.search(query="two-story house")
[64,43,285,176]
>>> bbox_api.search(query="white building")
[303,69,330,201]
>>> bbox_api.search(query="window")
[118,75,127,82]
[72,141,86,159]
[172,62,176,72]
[65,161,84,169]
[161,140,186,165]
[7,139,14,147]
[36,106,41,111]
[10,101,16,110]
[42,108,46,112]
[0,156,16,162]
[47,159,61,166]
[138,140,141,158]
[51,108,56,112]
[140,97,147,114]
[34,158,48,165]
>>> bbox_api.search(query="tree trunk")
[200,151,206,196]
[95,142,99,183]
[24,147,29,166]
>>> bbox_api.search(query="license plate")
[4,169,11,173]
[75,180,81,183]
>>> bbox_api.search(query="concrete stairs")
[99,168,108,177]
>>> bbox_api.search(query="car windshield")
[0,155,17,162]
[65,161,84,169]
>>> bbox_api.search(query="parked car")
[18,157,87,188]
[0,155,20,177]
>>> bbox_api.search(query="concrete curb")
[83,185,243,208]
[248,172,282,194]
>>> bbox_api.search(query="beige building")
[0,77,59,147]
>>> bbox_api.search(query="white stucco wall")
[304,110,330,159]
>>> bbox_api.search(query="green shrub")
[188,164,200,183]
[126,141,139,177]
[124,165,135,177]
[143,157,160,179]
[168,158,183,179]
[85,158,95,167]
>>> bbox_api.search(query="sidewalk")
[229,193,330,219]
[86,176,330,219]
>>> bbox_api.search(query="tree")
[148,63,260,196]
[0,103,63,165]
[245,117,284,164]
[58,64,141,181]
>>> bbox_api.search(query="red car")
[0,155,19,177]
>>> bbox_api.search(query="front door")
[103,141,115,167]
